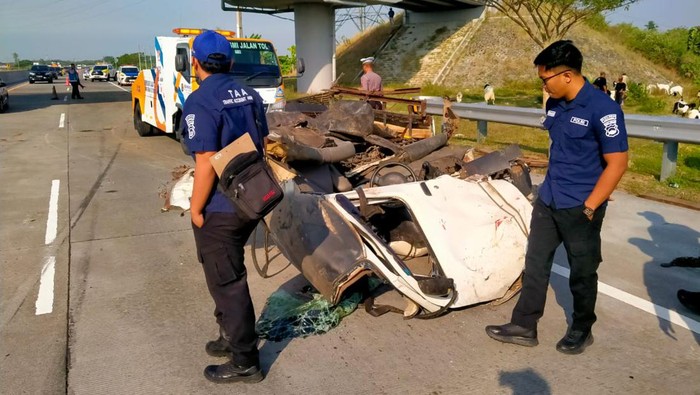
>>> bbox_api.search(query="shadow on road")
[629,211,700,344]
[3,86,130,113]
[499,368,552,395]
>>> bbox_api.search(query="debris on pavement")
[160,165,194,214]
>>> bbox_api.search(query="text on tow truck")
[131,28,294,141]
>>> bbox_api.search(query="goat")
[672,98,691,115]
[646,84,656,94]
[483,84,495,105]
[670,85,683,97]
[687,108,700,119]
[656,82,672,95]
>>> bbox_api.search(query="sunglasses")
[540,69,572,85]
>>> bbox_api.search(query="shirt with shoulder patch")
[181,73,269,214]
[539,82,628,209]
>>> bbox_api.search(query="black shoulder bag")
[218,102,283,221]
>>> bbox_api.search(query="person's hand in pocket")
[191,211,204,228]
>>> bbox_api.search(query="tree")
[12,52,19,68]
[645,20,658,31]
[278,45,297,75]
[102,56,116,64]
[688,26,700,55]
[475,0,639,48]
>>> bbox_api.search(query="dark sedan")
[28,65,54,84]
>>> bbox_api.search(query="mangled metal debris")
[256,95,534,319]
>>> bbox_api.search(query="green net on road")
[255,286,365,342]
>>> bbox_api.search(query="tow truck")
[131,28,298,143]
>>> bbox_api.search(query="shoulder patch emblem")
[547,110,556,117]
[185,114,196,139]
[600,114,619,138]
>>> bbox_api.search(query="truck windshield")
[228,40,281,85]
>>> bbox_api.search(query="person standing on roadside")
[592,72,608,94]
[182,30,268,384]
[485,40,628,355]
[67,63,84,99]
[614,76,627,105]
[360,56,383,110]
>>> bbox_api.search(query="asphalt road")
[1,80,699,395]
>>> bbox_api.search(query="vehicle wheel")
[134,106,153,137]
[29,80,34,84]
[49,79,53,84]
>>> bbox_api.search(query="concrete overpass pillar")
[294,3,334,93]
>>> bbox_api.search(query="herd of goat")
[647,82,700,119]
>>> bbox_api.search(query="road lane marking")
[45,179,60,245]
[109,82,130,92]
[8,82,29,92]
[59,113,65,128]
[35,256,56,315]
[63,96,67,102]
[552,264,700,335]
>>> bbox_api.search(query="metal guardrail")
[425,102,700,181]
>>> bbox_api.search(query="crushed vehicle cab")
[253,97,535,319]
[117,65,139,86]
[131,28,287,139]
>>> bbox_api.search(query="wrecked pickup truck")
[253,95,534,319]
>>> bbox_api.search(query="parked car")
[0,77,9,112]
[90,64,117,81]
[28,64,53,84]
[48,66,61,80]
[117,65,139,85]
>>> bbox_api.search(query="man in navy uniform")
[486,40,628,354]
[182,30,268,383]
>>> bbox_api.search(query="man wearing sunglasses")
[486,40,628,355]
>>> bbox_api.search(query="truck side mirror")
[296,57,305,76]
[175,54,188,73]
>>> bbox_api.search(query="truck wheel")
[134,106,153,137]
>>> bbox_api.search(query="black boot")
[485,323,538,347]
[203,361,263,384]
[205,328,233,357]
[556,329,593,355]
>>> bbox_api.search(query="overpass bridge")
[221,0,484,92]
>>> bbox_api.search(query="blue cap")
[192,30,232,64]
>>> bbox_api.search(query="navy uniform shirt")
[539,82,629,209]
[182,73,269,214]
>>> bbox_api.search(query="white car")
[90,64,117,81]
[117,66,139,85]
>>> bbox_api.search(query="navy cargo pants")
[192,212,260,367]
[511,198,606,332]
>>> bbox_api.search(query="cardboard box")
[209,132,256,177]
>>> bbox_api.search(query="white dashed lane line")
[59,113,65,128]
[36,179,60,316]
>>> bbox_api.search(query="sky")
[0,0,698,63]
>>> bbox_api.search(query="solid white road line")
[552,264,700,335]
[59,113,65,128]
[45,179,60,245]
[8,82,29,92]
[35,256,56,315]
[109,82,130,92]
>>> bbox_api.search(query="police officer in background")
[182,30,268,383]
[486,40,628,355]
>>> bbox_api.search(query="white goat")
[687,108,700,119]
[646,84,656,94]
[673,98,691,115]
[670,85,683,97]
[656,82,672,95]
[483,84,495,105]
